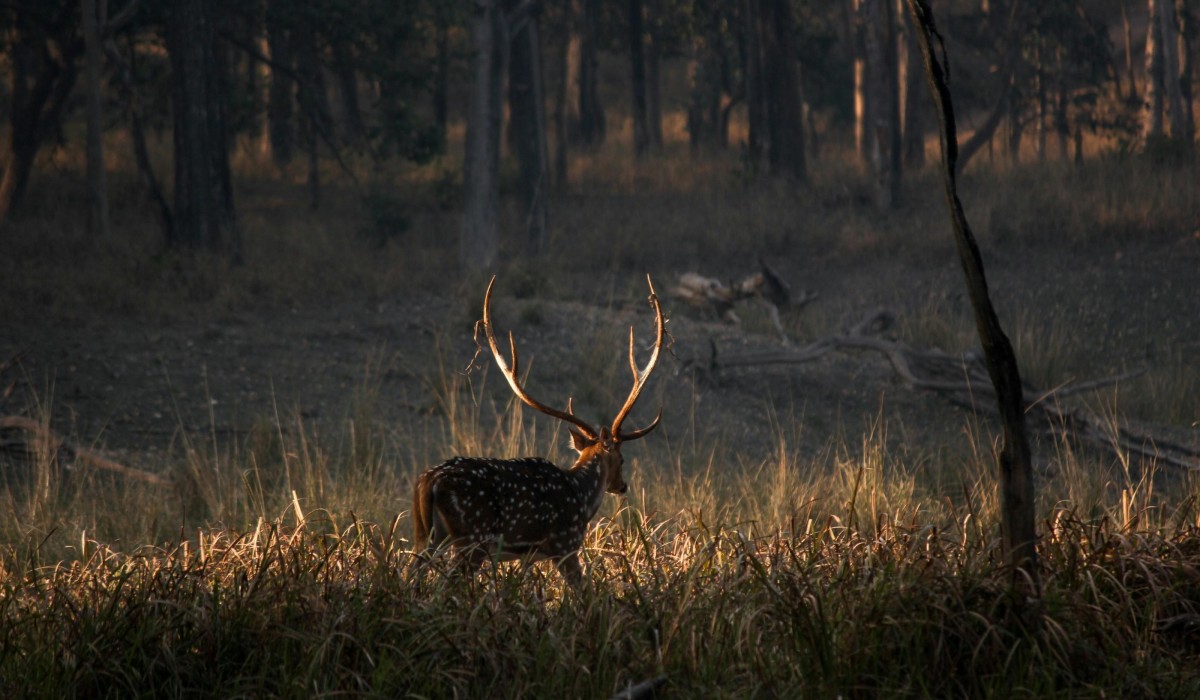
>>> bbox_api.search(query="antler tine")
[612,275,665,441]
[483,277,598,439]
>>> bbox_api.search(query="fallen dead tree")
[686,309,1200,471]
[671,260,816,345]
[0,415,172,486]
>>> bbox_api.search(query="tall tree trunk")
[645,0,664,149]
[0,8,83,220]
[1177,0,1196,142]
[555,0,574,184]
[255,33,272,156]
[434,5,451,142]
[863,0,899,208]
[462,0,506,271]
[906,0,1039,592]
[108,35,173,242]
[331,40,365,145]
[744,0,769,168]
[764,0,806,180]
[1143,0,1167,141]
[578,0,606,146]
[508,13,549,255]
[293,25,331,209]
[265,0,294,171]
[1159,0,1188,138]
[1055,48,1069,160]
[166,0,239,255]
[82,0,110,238]
[686,32,720,150]
[1122,1,1139,102]
[898,0,925,167]
[852,0,872,164]
[628,0,650,157]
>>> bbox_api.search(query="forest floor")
[5,210,1198,486]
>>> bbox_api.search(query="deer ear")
[569,428,593,452]
[599,426,614,449]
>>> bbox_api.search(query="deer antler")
[483,277,600,440]
[611,275,664,442]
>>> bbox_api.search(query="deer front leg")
[555,551,584,588]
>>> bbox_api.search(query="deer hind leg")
[554,552,584,588]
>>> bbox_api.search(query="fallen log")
[0,415,172,486]
[691,310,1199,470]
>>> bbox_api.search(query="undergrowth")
[2,370,1200,698]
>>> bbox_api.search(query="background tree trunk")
[331,40,365,145]
[577,0,606,146]
[293,24,331,210]
[166,0,239,254]
[265,0,294,171]
[898,0,925,167]
[462,0,506,271]
[1142,0,1166,141]
[764,0,806,180]
[508,13,549,255]
[1159,0,1188,138]
[645,0,664,149]
[1177,0,1196,142]
[744,0,769,168]
[863,0,900,208]
[0,7,83,220]
[628,0,650,157]
[555,0,575,184]
[853,0,870,162]
[82,0,110,238]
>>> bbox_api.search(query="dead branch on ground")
[671,260,816,345]
[0,415,172,486]
[687,310,1199,470]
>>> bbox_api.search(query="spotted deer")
[412,276,664,585]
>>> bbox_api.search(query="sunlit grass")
[3,347,1200,696]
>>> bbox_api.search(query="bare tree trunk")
[331,40,365,144]
[1143,0,1166,141]
[1055,49,1069,160]
[853,0,870,162]
[293,24,331,210]
[434,5,451,142]
[764,0,805,181]
[1160,0,1188,138]
[265,0,294,171]
[0,7,83,220]
[462,0,506,271]
[744,0,769,168]
[898,0,925,167]
[508,13,549,255]
[686,25,724,151]
[863,0,899,208]
[107,36,173,242]
[906,0,1039,592]
[82,0,110,238]
[578,0,606,146]
[555,0,574,185]
[255,33,272,156]
[1123,1,1139,102]
[645,0,664,149]
[628,0,650,158]
[166,0,239,255]
[1178,0,1196,142]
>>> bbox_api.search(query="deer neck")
[568,450,611,519]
